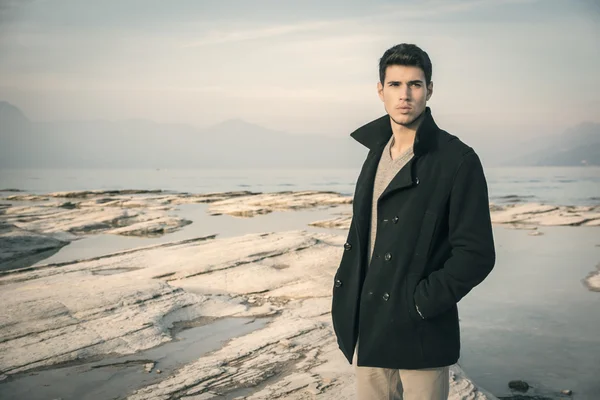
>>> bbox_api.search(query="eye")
[411,82,422,88]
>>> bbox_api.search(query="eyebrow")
[387,80,424,85]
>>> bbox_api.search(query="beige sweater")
[368,135,414,265]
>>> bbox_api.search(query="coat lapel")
[349,107,441,264]
[352,142,385,255]
[378,156,418,202]
[350,107,441,207]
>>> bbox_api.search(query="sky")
[1,0,599,141]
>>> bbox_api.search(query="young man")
[331,43,496,399]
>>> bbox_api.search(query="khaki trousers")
[353,340,450,400]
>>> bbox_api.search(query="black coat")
[331,107,496,369]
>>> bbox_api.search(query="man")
[330,43,496,399]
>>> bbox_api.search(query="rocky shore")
[1,189,598,399]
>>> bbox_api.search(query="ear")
[426,81,433,101]
[377,81,384,102]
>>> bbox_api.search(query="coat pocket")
[404,274,423,324]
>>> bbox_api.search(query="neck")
[389,111,425,152]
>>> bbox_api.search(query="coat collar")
[349,107,440,157]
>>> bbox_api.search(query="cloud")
[181,0,540,48]
[377,0,538,17]
[181,19,343,47]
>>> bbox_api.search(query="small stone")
[156,369,162,374]
[59,202,77,209]
[247,298,257,304]
[528,230,543,236]
[508,380,529,392]
[144,362,154,373]
[561,389,573,396]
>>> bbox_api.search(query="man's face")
[377,65,433,127]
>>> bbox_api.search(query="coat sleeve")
[413,150,496,319]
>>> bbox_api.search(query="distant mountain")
[0,101,34,167]
[0,101,29,128]
[3,101,597,169]
[0,102,367,169]
[506,122,600,166]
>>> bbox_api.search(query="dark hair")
[379,43,432,86]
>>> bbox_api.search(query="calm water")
[459,226,600,399]
[0,166,599,206]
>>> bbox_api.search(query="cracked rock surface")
[0,228,496,399]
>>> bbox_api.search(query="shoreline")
[3,188,598,278]
[1,189,598,399]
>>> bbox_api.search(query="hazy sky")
[1,0,599,139]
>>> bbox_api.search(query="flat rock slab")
[0,229,495,400]
[1,201,190,239]
[490,203,600,226]
[310,203,600,230]
[206,190,352,217]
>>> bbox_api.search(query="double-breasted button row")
[366,290,390,301]
[374,252,393,261]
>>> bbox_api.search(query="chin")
[391,114,416,126]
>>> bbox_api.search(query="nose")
[398,84,410,101]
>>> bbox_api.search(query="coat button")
[344,242,352,251]
[384,252,392,261]
[415,177,420,185]
[382,292,390,301]
[392,216,399,224]
[335,279,342,288]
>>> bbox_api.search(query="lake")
[1,166,599,206]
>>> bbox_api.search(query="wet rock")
[584,263,600,292]
[508,380,530,392]
[144,362,154,373]
[0,223,69,271]
[58,202,78,209]
[561,389,573,396]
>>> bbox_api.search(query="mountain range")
[1,101,598,168]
